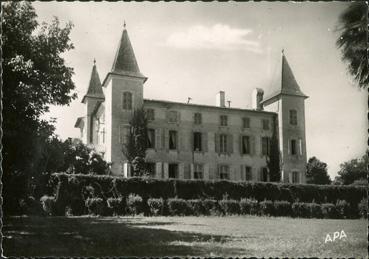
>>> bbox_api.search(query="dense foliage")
[267,116,281,181]
[306,157,331,185]
[335,152,368,185]
[2,2,76,215]
[336,2,368,88]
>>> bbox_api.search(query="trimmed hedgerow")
[201,199,221,216]
[107,197,125,216]
[292,202,311,218]
[358,198,368,218]
[188,199,206,216]
[335,200,350,219]
[126,194,143,215]
[273,201,292,217]
[310,202,323,218]
[321,203,338,219]
[40,195,55,216]
[147,198,165,216]
[219,199,240,215]
[85,197,105,215]
[167,198,192,216]
[240,198,259,215]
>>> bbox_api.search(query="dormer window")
[122,92,132,110]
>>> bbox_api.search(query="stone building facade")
[75,26,308,183]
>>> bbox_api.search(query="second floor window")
[220,115,228,126]
[241,136,250,154]
[290,109,297,125]
[122,92,132,110]
[146,109,155,121]
[168,111,178,123]
[147,129,155,149]
[242,117,250,128]
[194,164,204,179]
[291,139,297,155]
[262,119,270,130]
[193,132,202,151]
[169,130,177,150]
[220,134,228,153]
[261,137,270,156]
[194,113,202,124]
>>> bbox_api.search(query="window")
[122,92,132,110]
[292,171,300,183]
[193,132,202,151]
[245,166,252,181]
[220,134,228,153]
[147,129,155,149]
[194,113,202,125]
[220,115,228,126]
[261,137,270,156]
[169,130,177,150]
[169,163,178,178]
[194,164,203,179]
[242,117,250,128]
[262,119,270,130]
[146,162,156,177]
[290,110,297,125]
[241,136,250,154]
[119,125,129,143]
[291,139,297,155]
[168,111,178,123]
[261,167,268,182]
[147,109,155,121]
[219,165,230,180]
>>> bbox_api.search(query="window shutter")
[202,132,208,152]
[299,139,303,156]
[287,138,291,155]
[240,165,244,181]
[178,130,182,151]
[204,164,209,180]
[155,162,162,179]
[251,135,256,156]
[239,135,243,154]
[164,129,169,150]
[215,133,220,153]
[228,134,233,154]
[190,163,194,179]
[155,128,161,150]
[177,111,181,123]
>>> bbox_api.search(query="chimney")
[216,91,225,107]
[252,88,264,110]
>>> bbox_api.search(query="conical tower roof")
[262,51,308,103]
[82,60,104,103]
[111,25,145,78]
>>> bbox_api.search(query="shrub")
[240,198,259,215]
[85,197,105,215]
[107,197,125,216]
[188,199,206,216]
[167,198,191,216]
[147,198,164,216]
[260,200,274,216]
[40,195,55,216]
[70,198,86,216]
[273,201,291,217]
[335,200,350,219]
[201,199,221,216]
[310,202,323,218]
[126,194,143,215]
[292,202,311,218]
[219,199,240,215]
[321,203,337,219]
[19,196,44,216]
[358,198,367,218]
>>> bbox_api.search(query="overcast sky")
[34,2,366,178]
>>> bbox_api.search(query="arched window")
[289,109,297,125]
[122,92,132,110]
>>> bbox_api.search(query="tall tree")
[267,116,281,181]
[336,2,368,88]
[2,2,76,214]
[306,157,331,185]
[122,107,148,176]
[335,152,368,185]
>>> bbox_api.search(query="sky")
[33,2,367,178]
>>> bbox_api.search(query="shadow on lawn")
[3,216,246,257]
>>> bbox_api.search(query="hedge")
[51,173,366,216]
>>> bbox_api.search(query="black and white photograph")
[2,1,368,257]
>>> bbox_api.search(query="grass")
[2,215,367,257]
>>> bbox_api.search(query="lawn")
[2,216,367,257]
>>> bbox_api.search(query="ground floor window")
[194,164,203,179]
[245,166,252,181]
[261,167,268,182]
[292,171,300,183]
[169,163,178,178]
[219,165,230,180]
[146,162,156,177]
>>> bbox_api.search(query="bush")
[167,198,192,216]
[70,198,86,216]
[40,195,55,216]
[310,202,323,218]
[188,199,206,216]
[107,197,125,216]
[240,198,259,215]
[321,203,337,219]
[358,198,367,218]
[292,202,311,218]
[273,201,291,217]
[201,199,221,216]
[259,200,274,216]
[147,198,164,216]
[219,199,240,215]
[126,194,143,215]
[85,197,105,215]
[335,200,350,219]
[19,196,44,216]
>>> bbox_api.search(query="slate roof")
[262,52,308,103]
[82,62,104,103]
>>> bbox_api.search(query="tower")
[102,23,148,174]
[262,51,308,183]
[80,60,104,145]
